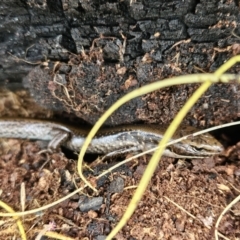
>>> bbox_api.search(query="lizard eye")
[194,147,204,152]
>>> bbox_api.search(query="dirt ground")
[1,90,240,240]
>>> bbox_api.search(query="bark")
[1,0,240,126]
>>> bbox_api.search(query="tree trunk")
[1,0,240,126]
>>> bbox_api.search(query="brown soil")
[1,137,240,240]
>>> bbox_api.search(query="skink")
[0,119,223,158]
